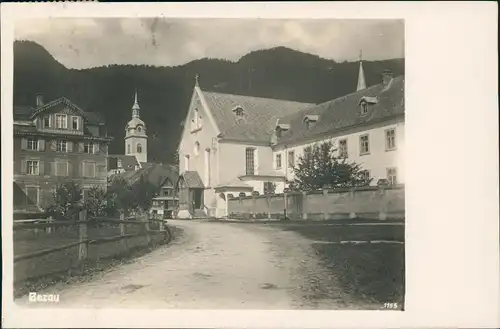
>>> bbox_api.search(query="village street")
[16,220,375,309]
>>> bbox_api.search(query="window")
[84,142,94,154]
[339,139,348,157]
[184,155,190,171]
[194,142,200,156]
[137,144,142,153]
[27,138,39,151]
[386,129,396,150]
[55,114,67,129]
[362,170,371,184]
[117,159,123,168]
[359,134,370,155]
[288,151,295,167]
[361,102,368,114]
[55,161,68,176]
[204,148,210,186]
[43,116,51,128]
[83,162,96,178]
[71,116,79,130]
[26,187,39,206]
[192,109,202,130]
[56,140,67,152]
[137,126,142,132]
[276,153,282,169]
[264,182,276,195]
[245,148,255,175]
[387,168,397,185]
[26,160,39,175]
[127,144,131,154]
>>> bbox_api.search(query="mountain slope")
[13,40,404,163]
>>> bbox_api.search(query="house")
[13,94,113,211]
[107,154,141,176]
[150,176,179,218]
[177,58,405,219]
[271,68,405,188]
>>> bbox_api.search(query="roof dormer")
[358,97,377,116]
[303,114,319,129]
[232,106,245,117]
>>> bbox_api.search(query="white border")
[2,2,499,328]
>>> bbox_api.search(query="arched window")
[127,144,130,154]
[194,141,200,155]
[184,155,190,171]
[137,144,142,153]
[137,126,142,132]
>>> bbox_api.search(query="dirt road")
[17,220,371,309]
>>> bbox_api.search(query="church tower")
[124,90,148,164]
[356,50,367,91]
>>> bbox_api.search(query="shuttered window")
[83,162,96,177]
[55,162,68,176]
[27,138,39,151]
[84,142,94,154]
[55,114,67,129]
[26,161,39,175]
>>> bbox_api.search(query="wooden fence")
[13,210,172,285]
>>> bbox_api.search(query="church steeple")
[356,50,366,91]
[132,89,140,118]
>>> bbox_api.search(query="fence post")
[78,209,88,263]
[119,212,127,251]
[252,194,256,220]
[322,189,328,220]
[302,191,308,220]
[349,187,357,219]
[46,216,53,234]
[378,186,387,221]
[144,212,151,245]
[267,195,272,219]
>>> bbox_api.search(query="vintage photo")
[10,17,405,310]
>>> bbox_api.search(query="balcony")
[39,127,84,136]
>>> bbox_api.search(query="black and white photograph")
[2,2,498,329]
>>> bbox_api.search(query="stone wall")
[227,185,405,220]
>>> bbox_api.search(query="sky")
[15,18,404,69]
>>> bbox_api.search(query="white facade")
[272,119,405,187]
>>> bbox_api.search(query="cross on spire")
[195,74,199,86]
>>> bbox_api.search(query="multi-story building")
[13,95,113,211]
[177,60,404,219]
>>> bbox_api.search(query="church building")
[177,58,405,219]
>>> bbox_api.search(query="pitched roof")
[110,162,177,188]
[108,154,139,171]
[178,171,204,188]
[14,106,34,120]
[201,90,313,143]
[215,177,253,190]
[14,97,105,125]
[274,75,405,146]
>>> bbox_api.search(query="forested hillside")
[14,40,404,163]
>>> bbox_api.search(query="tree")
[289,141,372,192]
[107,177,134,215]
[131,174,159,212]
[46,181,83,219]
[84,186,108,219]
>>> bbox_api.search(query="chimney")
[36,94,44,107]
[382,69,393,86]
